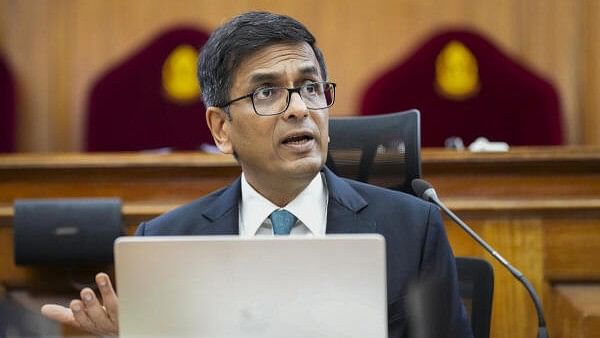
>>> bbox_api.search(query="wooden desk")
[0,152,240,210]
[1,147,600,338]
[3,146,599,223]
[423,146,600,199]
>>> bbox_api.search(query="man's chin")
[284,157,324,178]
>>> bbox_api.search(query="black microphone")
[411,178,549,338]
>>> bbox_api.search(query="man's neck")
[243,172,318,207]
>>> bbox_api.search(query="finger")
[96,272,119,324]
[70,299,98,333]
[41,304,79,328]
[80,288,117,334]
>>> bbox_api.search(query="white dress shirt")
[239,172,328,237]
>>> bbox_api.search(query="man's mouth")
[282,134,314,145]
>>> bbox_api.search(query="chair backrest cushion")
[326,110,421,195]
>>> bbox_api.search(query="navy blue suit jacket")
[136,167,472,338]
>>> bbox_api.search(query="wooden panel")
[448,208,600,338]
[515,0,583,144]
[0,0,53,151]
[582,0,600,145]
[545,221,600,281]
[549,285,600,338]
[447,215,546,338]
[0,0,597,151]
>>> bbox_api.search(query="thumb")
[41,304,80,328]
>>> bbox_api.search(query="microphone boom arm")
[433,195,547,338]
[413,179,548,338]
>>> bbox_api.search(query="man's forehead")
[233,42,321,86]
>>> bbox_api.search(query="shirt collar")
[239,172,328,236]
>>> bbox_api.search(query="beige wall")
[0,0,597,152]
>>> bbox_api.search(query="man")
[42,11,472,338]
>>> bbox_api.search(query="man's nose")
[282,92,309,119]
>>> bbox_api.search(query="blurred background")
[0,0,598,152]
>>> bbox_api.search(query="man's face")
[209,42,329,188]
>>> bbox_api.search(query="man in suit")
[42,11,472,338]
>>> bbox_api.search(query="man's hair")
[198,11,328,108]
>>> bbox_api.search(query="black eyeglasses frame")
[216,81,336,116]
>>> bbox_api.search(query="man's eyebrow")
[248,65,321,86]
[299,65,319,77]
[249,72,279,85]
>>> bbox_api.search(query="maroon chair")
[361,29,563,147]
[0,54,16,152]
[85,26,212,151]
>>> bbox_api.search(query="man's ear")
[206,107,233,154]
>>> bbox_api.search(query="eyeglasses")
[217,81,336,116]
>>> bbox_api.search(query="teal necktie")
[270,209,297,235]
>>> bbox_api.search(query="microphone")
[411,178,549,338]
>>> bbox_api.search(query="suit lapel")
[196,169,377,235]
[323,167,377,234]
[199,177,241,235]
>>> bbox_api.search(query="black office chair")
[327,111,494,338]
[326,109,421,195]
[455,257,494,338]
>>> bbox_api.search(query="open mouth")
[282,134,314,145]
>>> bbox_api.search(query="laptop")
[114,235,388,338]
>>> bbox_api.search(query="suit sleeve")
[419,204,474,338]
[134,222,147,236]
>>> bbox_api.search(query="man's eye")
[303,82,320,95]
[255,88,274,100]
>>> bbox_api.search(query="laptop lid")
[114,235,388,338]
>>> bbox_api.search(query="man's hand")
[41,272,119,337]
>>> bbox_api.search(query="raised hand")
[41,272,119,336]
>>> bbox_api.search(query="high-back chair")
[0,54,16,152]
[85,26,211,151]
[327,111,494,338]
[456,257,494,338]
[326,109,421,195]
[360,29,563,147]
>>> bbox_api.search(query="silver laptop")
[114,235,388,338]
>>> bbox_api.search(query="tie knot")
[270,209,297,235]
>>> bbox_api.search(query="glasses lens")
[323,83,335,107]
[253,87,288,115]
[252,82,335,115]
[302,82,335,109]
